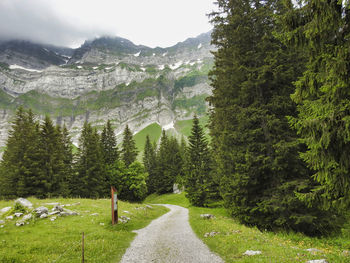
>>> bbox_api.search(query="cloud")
[0,0,215,48]
[0,0,110,47]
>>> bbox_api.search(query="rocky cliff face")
[0,32,214,148]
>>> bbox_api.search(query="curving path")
[119,204,224,263]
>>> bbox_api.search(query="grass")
[134,123,162,153]
[144,193,350,263]
[0,197,168,263]
[174,115,209,138]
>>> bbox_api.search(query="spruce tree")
[101,120,119,165]
[0,108,42,198]
[208,0,340,235]
[59,124,73,197]
[121,125,138,167]
[37,115,65,197]
[185,115,212,206]
[143,135,157,193]
[282,0,350,210]
[155,131,182,194]
[73,122,105,198]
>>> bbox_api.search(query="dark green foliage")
[116,161,148,202]
[0,107,41,198]
[121,125,138,167]
[143,135,157,194]
[101,120,119,165]
[282,0,350,211]
[208,0,341,236]
[185,115,214,206]
[72,122,105,198]
[60,124,73,197]
[37,116,65,198]
[154,131,183,194]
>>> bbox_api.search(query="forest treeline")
[0,108,216,206]
[1,0,350,237]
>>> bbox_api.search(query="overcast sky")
[0,0,216,48]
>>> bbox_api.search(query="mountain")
[0,32,214,149]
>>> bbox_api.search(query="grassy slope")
[144,193,350,263]
[0,197,168,263]
[134,123,162,152]
[174,115,209,138]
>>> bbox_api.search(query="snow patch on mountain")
[9,65,42,73]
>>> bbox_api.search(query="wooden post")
[82,232,85,263]
[111,186,118,225]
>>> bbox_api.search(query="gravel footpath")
[119,204,224,263]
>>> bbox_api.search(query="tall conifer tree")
[208,0,340,235]
[121,125,138,167]
[143,135,157,193]
[185,115,212,206]
[282,0,350,210]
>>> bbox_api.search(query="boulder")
[119,216,131,223]
[15,198,33,208]
[306,248,322,255]
[6,215,13,220]
[14,212,23,217]
[34,206,49,216]
[40,213,48,219]
[204,231,220,237]
[90,213,99,216]
[22,214,32,221]
[15,221,25,227]
[200,214,215,219]
[53,205,64,212]
[50,216,57,221]
[0,207,11,214]
[306,260,328,263]
[243,250,262,256]
[60,209,78,216]
[48,211,60,216]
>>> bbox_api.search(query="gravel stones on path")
[120,204,224,263]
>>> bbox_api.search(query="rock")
[6,215,13,220]
[342,250,350,257]
[50,216,57,221]
[22,214,32,221]
[0,225,4,228]
[15,198,33,208]
[204,231,220,237]
[0,207,11,214]
[90,213,99,216]
[0,220,5,224]
[48,211,60,216]
[100,223,105,226]
[60,209,78,216]
[145,205,153,209]
[14,212,23,217]
[40,213,48,219]
[15,221,25,227]
[53,205,64,212]
[200,214,215,219]
[72,202,81,206]
[123,210,130,214]
[173,183,184,194]
[119,216,131,223]
[35,206,49,215]
[306,260,328,263]
[243,250,262,256]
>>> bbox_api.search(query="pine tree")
[185,115,212,206]
[37,115,65,197]
[121,125,138,167]
[143,135,157,193]
[0,107,41,198]
[208,0,341,235]
[282,0,350,210]
[72,122,105,198]
[60,124,73,197]
[101,120,119,165]
[155,131,182,194]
